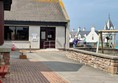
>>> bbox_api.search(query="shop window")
[4,26,29,41]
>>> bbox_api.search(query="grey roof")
[104,17,114,30]
[95,31,99,34]
[70,32,77,38]
[70,30,98,38]
[4,0,68,22]
[77,31,90,38]
[70,31,90,38]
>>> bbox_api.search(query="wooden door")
[40,27,55,49]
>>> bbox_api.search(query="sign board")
[32,33,38,42]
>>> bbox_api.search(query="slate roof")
[70,31,98,38]
[104,17,114,30]
[70,32,77,38]
[4,0,68,22]
[77,31,90,37]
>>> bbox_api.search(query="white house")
[3,0,70,49]
[76,27,90,41]
[69,29,77,43]
[70,27,98,43]
[86,27,99,43]
[70,27,98,42]
[69,26,99,47]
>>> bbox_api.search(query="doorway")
[40,27,56,49]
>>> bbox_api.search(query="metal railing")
[43,40,55,49]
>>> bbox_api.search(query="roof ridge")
[58,0,70,22]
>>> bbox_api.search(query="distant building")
[69,16,116,48]
[86,27,99,43]
[76,27,90,41]
[69,31,77,43]
[103,16,116,47]
[69,27,98,44]
[4,0,70,49]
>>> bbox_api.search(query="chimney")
[91,26,95,32]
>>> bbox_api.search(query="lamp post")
[29,42,32,53]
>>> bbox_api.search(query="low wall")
[77,47,118,55]
[65,48,118,74]
[2,41,30,49]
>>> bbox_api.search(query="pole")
[0,1,4,45]
[29,42,32,53]
[96,33,100,53]
[114,34,116,48]
[100,32,104,53]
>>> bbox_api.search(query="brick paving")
[1,59,68,83]
[1,50,118,83]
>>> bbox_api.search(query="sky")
[63,0,118,31]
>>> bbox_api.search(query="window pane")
[41,31,46,39]
[4,26,29,41]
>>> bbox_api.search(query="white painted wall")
[66,23,70,48]
[3,26,40,49]
[29,26,40,49]
[86,27,99,43]
[2,41,30,49]
[56,26,65,48]
[3,25,68,49]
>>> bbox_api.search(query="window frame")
[4,26,29,41]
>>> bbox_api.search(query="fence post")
[29,42,32,53]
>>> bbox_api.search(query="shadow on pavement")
[24,59,83,72]
[39,61,83,72]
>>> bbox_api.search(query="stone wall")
[65,48,118,74]
[76,47,118,56]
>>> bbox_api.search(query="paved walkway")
[1,51,68,83]
[27,50,118,83]
[1,50,118,83]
